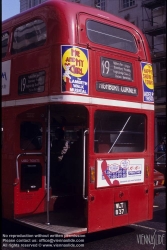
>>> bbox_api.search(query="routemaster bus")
[2,0,154,236]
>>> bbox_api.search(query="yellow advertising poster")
[141,62,154,103]
[61,45,89,95]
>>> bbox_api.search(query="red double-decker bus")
[2,0,154,236]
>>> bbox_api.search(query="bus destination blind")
[18,71,45,95]
[96,82,138,96]
[101,57,133,82]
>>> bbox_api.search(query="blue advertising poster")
[97,158,144,188]
[141,62,154,103]
[61,45,89,95]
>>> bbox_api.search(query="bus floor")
[15,210,87,236]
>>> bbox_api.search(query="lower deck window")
[94,110,146,153]
[20,121,42,150]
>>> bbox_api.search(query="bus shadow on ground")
[152,208,166,224]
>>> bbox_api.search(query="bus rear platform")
[15,193,87,236]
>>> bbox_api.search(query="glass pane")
[95,0,105,10]
[12,19,46,54]
[94,110,145,153]
[123,0,135,8]
[87,20,137,53]
[20,121,43,150]
[2,32,9,58]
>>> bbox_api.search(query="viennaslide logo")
[137,229,165,249]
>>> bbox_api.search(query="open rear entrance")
[15,104,89,235]
[50,105,87,195]
[48,104,88,234]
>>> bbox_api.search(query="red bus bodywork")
[2,0,154,236]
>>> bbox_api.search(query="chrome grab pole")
[46,105,51,225]
[83,129,88,200]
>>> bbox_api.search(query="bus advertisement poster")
[2,60,11,96]
[141,62,154,103]
[61,45,89,95]
[97,158,144,188]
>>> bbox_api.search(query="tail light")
[90,167,95,183]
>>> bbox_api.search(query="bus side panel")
[2,112,16,219]
[88,185,151,232]
[13,109,47,217]
[13,156,46,217]
[14,184,46,217]
[10,49,50,101]
[2,158,15,219]
[148,183,154,220]
[128,185,149,224]
[88,189,114,232]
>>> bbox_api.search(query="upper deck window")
[2,32,9,58]
[12,19,46,54]
[86,20,137,53]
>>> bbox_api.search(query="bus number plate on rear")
[114,202,127,216]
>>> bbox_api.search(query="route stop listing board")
[61,45,89,95]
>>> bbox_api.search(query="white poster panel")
[97,158,144,188]
[2,60,11,95]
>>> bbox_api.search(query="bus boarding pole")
[46,105,51,225]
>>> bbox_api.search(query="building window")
[159,61,166,83]
[156,61,166,83]
[95,0,105,11]
[28,0,31,8]
[33,0,39,6]
[121,0,135,9]
[28,0,41,8]
[154,86,166,104]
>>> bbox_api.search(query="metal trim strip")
[2,94,154,110]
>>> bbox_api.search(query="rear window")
[94,110,146,153]
[86,20,137,53]
[12,19,46,54]
[2,32,9,58]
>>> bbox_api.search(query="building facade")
[20,0,166,148]
[141,0,166,149]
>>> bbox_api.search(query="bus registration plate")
[114,202,127,216]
